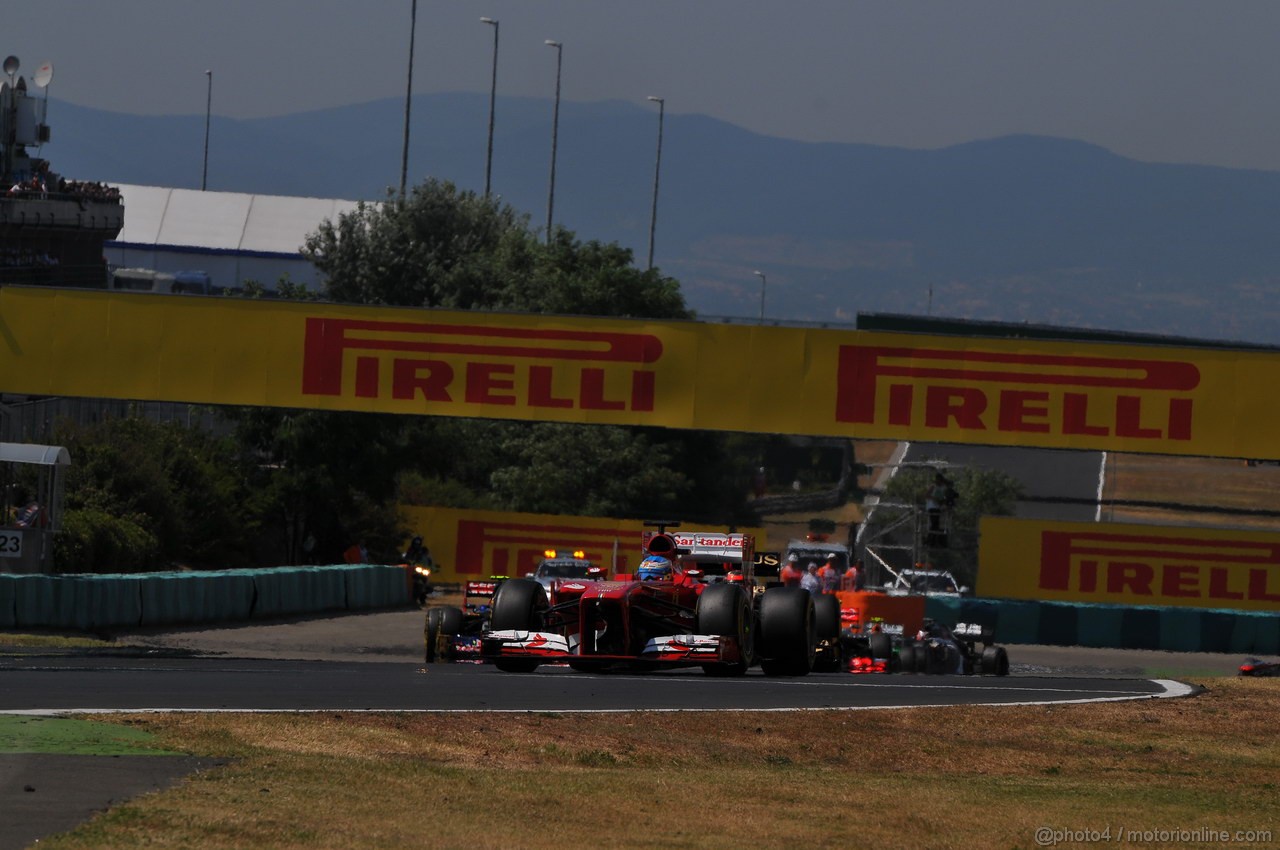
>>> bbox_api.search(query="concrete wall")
[0,564,411,631]
[924,596,1280,656]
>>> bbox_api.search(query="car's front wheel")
[696,583,754,676]
[489,579,548,673]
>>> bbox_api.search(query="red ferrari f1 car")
[481,525,820,676]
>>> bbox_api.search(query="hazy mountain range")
[39,93,1280,346]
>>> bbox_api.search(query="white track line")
[0,679,1196,716]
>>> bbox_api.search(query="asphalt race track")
[0,611,1204,849]
[0,655,1188,714]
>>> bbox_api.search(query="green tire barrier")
[0,564,411,632]
[925,596,1280,655]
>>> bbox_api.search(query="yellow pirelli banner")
[398,505,765,583]
[3,286,1279,458]
[979,516,1280,611]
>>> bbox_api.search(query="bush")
[55,507,162,573]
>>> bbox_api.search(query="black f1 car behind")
[840,617,1009,676]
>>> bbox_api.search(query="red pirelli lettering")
[302,317,662,412]
[1038,530,1280,604]
[836,345,1201,443]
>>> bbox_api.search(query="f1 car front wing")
[482,630,744,666]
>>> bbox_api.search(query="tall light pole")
[754,270,767,321]
[646,95,664,271]
[399,0,418,201]
[544,39,562,245]
[201,70,212,191]
[480,16,499,197]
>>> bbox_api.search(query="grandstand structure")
[104,184,366,293]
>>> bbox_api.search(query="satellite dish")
[2,56,18,76]
[33,62,52,89]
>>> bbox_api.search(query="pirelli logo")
[1039,530,1280,604]
[836,345,1201,442]
[302,317,663,412]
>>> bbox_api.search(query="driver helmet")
[637,556,673,581]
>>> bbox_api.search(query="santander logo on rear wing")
[670,533,750,561]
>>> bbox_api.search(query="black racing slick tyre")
[424,607,443,663]
[923,640,948,674]
[868,632,892,662]
[490,578,548,673]
[897,643,916,673]
[696,583,754,676]
[981,645,1010,676]
[905,639,930,673]
[757,587,817,677]
[813,593,841,641]
[490,578,547,631]
[425,606,466,662]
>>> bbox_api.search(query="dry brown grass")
[41,677,1279,850]
[1103,453,1280,531]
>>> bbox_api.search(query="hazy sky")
[8,1,1280,171]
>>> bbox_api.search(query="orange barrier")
[834,591,926,636]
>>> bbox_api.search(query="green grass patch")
[0,632,117,650]
[0,715,183,755]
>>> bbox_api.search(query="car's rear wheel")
[490,578,548,673]
[980,645,1010,676]
[425,606,465,663]
[813,593,841,641]
[897,642,916,673]
[697,583,754,676]
[757,587,816,677]
[923,640,948,674]
[868,632,892,662]
[424,607,443,663]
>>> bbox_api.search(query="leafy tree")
[53,416,256,572]
[227,408,409,566]
[248,178,759,540]
[861,463,1024,589]
[304,179,688,319]
[487,424,687,517]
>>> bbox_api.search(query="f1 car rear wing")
[643,530,756,581]
[464,578,504,613]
